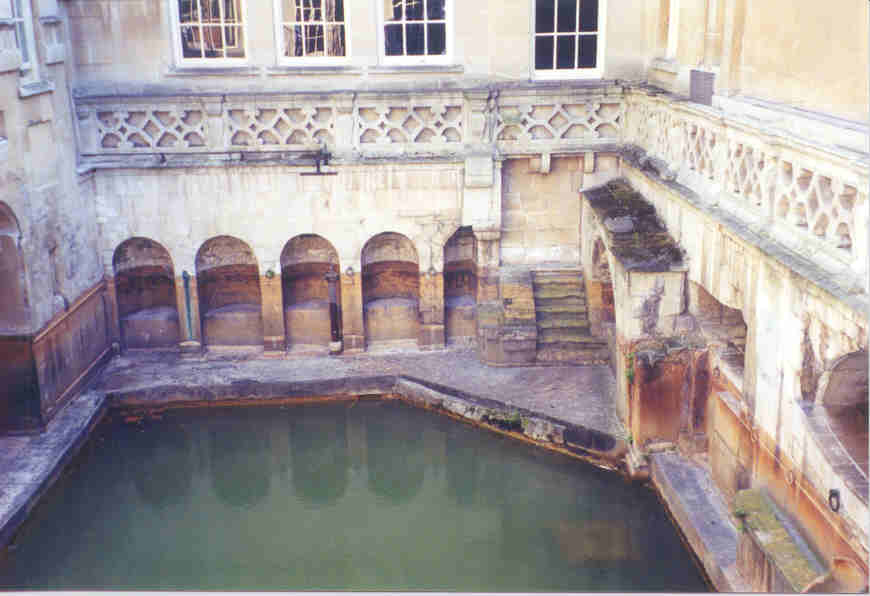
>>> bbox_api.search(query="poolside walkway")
[94,347,622,438]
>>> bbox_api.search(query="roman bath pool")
[0,400,708,591]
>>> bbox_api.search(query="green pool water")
[0,400,708,591]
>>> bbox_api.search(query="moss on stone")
[734,489,825,592]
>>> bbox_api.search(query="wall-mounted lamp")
[829,489,841,513]
[427,265,437,277]
[345,266,354,278]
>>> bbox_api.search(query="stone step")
[535,342,610,364]
[532,286,585,301]
[534,297,587,311]
[537,327,597,343]
[532,269,583,282]
[536,312,590,328]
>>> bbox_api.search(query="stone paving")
[94,347,624,439]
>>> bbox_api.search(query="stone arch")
[691,282,747,392]
[819,351,868,478]
[195,235,263,347]
[280,234,341,351]
[361,232,420,347]
[443,226,477,344]
[112,237,180,349]
[591,235,615,325]
[0,202,29,334]
[0,202,37,432]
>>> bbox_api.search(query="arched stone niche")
[443,226,477,344]
[361,232,420,346]
[195,235,263,347]
[820,351,868,479]
[0,202,29,335]
[0,201,37,432]
[112,237,180,349]
[280,234,340,350]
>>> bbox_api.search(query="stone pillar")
[177,270,202,356]
[259,272,285,354]
[104,276,121,346]
[325,270,342,354]
[340,267,364,353]
[418,267,445,350]
[718,0,746,95]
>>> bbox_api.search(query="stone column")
[104,275,122,346]
[325,270,342,354]
[259,272,285,355]
[418,267,445,350]
[340,267,364,353]
[177,270,202,356]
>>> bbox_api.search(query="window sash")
[533,0,603,78]
[380,0,450,64]
[176,0,247,63]
[277,0,348,61]
[8,0,37,81]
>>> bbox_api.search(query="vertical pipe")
[325,270,341,343]
[182,270,193,340]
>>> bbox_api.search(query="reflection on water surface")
[0,400,708,591]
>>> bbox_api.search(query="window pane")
[406,23,424,55]
[557,0,576,32]
[427,22,445,55]
[14,23,28,62]
[579,0,597,32]
[535,35,554,69]
[308,0,322,22]
[426,0,445,20]
[385,23,404,55]
[329,0,345,23]
[578,34,596,67]
[556,35,575,68]
[305,23,324,55]
[406,0,423,21]
[222,0,241,23]
[283,24,303,56]
[535,0,554,33]
[325,24,345,56]
[201,25,223,55]
[180,25,202,57]
[386,0,402,21]
[224,25,244,57]
[201,0,220,22]
[178,0,199,23]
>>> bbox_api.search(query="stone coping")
[582,178,686,272]
[650,451,752,592]
[734,488,826,592]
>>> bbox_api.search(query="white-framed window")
[6,0,38,83]
[172,0,247,64]
[379,0,451,65]
[275,0,348,64]
[533,0,605,79]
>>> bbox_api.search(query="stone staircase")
[532,270,609,365]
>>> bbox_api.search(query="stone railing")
[624,89,869,281]
[74,86,626,159]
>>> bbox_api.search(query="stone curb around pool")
[103,373,628,467]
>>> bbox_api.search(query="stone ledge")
[735,488,827,592]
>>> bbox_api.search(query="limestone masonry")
[0,0,867,591]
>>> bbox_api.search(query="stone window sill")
[166,66,261,77]
[368,64,465,74]
[19,79,55,98]
[267,65,363,76]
